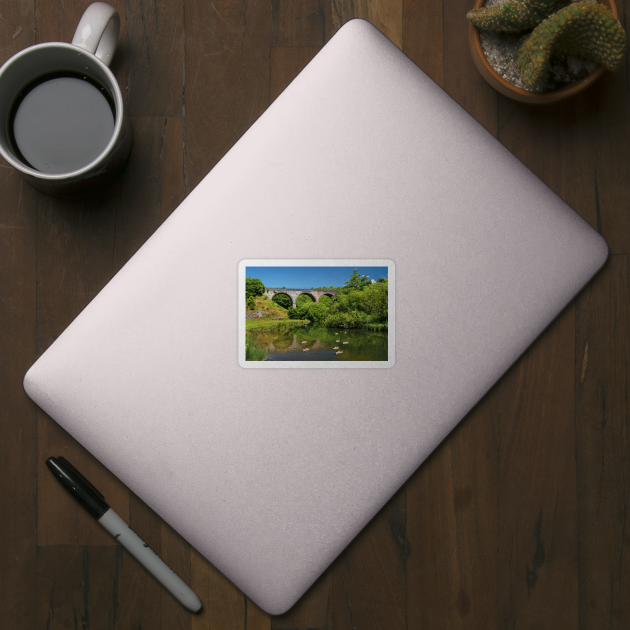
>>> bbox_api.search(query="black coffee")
[10,73,115,174]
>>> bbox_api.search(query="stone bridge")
[264,288,337,308]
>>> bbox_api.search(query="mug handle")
[71,2,120,67]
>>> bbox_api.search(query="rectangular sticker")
[238,259,395,368]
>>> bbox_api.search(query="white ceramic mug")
[0,2,131,197]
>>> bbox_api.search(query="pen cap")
[46,456,110,519]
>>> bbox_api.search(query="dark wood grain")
[332,0,402,47]
[113,495,192,629]
[403,0,444,87]
[184,0,271,191]
[36,545,119,630]
[270,47,321,103]
[1,0,629,628]
[190,550,249,630]
[126,0,184,117]
[0,5,39,629]
[331,486,408,630]
[271,573,332,629]
[407,393,499,629]
[497,304,579,628]
[0,148,38,630]
[271,0,332,46]
[443,0,498,131]
[576,256,630,629]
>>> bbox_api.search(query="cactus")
[516,1,627,85]
[467,0,568,33]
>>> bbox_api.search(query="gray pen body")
[99,508,202,612]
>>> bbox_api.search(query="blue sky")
[246,266,388,289]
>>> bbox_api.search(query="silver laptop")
[24,19,607,614]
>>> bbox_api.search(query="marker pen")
[46,456,202,613]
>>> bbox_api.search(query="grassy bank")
[246,296,289,319]
[245,335,267,361]
[357,322,388,331]
[246,319,309,332]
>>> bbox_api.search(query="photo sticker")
[238,260,395,368]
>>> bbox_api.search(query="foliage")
[340,268,371,293]
[246,319,307,332]
[272,293,293,309]
[259,270,388,329]
[245,277,265,301]
[284,276,388,329]
[296,293,315,308]
[246,296,290,319]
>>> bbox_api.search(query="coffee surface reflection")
[11,73,115,174]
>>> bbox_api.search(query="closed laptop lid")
[24,19,607,614]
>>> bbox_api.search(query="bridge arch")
[263,288,338,308]
[270,292,293,309]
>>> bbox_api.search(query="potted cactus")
[467,0,627,103]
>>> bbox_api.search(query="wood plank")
[494,60,629,256]
[0,0,36,56]
[443,0,497,131]
[35,0,127,94]
[497,305,578,628]
[402,0,444,88]
[112,116,185,270]
[0,136,38,630]
[184,0,272,192]
[583,72,630,254]
[271,573,332,629]
[108,494,193,629]
[330,486,407,630]
[190,549,247,630]
[496,97,598,222]
[0,5,39,629]
[331,0,402,48]
[270,47,321,103]
[36,545,118,630]
[126,0,183,117]
[271,0,332,46]
[575,256,630,629]
[37,416,129,546]
[407,393,499,629]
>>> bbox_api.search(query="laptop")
[23,19,608,614]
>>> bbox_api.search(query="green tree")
[342,269,371,292]
[247,297,256,310]
[296,294,315,308]
[246,277,265,301]
[272,293,292,309]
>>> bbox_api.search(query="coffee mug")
[0,2,132,197]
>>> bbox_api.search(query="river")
[248,325,388,361]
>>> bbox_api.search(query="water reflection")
[249,325,388,361]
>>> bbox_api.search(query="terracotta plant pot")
[468,0,619,103]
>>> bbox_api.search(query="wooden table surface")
[1,0,628,628]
